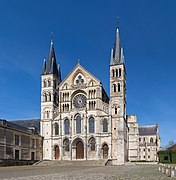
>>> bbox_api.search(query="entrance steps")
[34,159,108,166]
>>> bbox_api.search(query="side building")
[127,115,160,162]
[138,124,160,161]
[0,119,43,166]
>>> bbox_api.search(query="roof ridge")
[139,125,156,128]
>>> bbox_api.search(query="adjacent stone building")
[40,26,160,165]
[127,115,139,161]
[127,115,160,162]
[0,119,43,165]
[138,124,160,161]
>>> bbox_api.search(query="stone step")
[34,160,108,167]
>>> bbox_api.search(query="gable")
[59,63,101,90]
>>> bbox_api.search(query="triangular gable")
[59,62,101,89]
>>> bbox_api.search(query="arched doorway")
[54,145,60,160]
[102,144,108,159]
[76,141,84,159]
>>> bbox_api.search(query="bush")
[170,150,176,163]
[158,150,176,163]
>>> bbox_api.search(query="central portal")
[76,141,84,159]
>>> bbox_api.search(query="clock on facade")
[73,94,87,108]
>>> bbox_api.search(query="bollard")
[159,166,161,172]
[167,165,171,177]
[165,166,169,175]
[162,166,166,174]
[171,166,176,177]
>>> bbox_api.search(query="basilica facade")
[40,27,160,165]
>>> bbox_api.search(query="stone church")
[40,26,160,165]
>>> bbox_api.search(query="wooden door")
[103,144,108,159]
[76,141,84,159]
[55,146,60,160]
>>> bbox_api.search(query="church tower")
[109,27,127,165]
[41,38,62,159]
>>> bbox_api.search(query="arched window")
[89,117,95,133]
[112,69,114,77]
[118,83,120,92]
[44,81,47,87]
[115,107,117,114]
[89,137,96,151]
[43,94,47,102]
[150,137,153,143]
[103,119,108,132]
[76,115,81,134]
[143,137,145,142]
[116,69,118,77]
[46,111,50,118]
[48,92,51,101]
[139,138,141,142]
[55,123,59,135]
[64,119,70,135]
[48,80,51,87]
[63,138,69,151]
[119,68,122,77]
[113,84,116,92]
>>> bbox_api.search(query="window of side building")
[31,139,35,148]
[15,135,20,145]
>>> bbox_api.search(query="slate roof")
[139,125,157,136]
[110,28,124,66]
[10,118,40,134]
[0,119,40,135]
[42,40,62,81]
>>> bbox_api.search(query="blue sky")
[0,0,175,147]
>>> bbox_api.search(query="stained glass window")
[103,119,108,132]
[55,123,59,135]
[89,117,95,133]
[76,115,81,134]
[64,119,70,134]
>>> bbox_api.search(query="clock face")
[73,94,87,108]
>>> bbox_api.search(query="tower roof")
[110,27,125,66]
[58,63,62,83]
[46,40,58,77]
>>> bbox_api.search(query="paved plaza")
[0,164,175,180]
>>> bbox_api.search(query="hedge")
[158,150,176,163]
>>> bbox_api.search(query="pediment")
[59,63,101,90]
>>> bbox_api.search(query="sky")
[0,0,175,147]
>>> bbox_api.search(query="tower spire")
[46,33,58,76]
[110,19,124,66]
[58,63,62,83]
[117,16,120,29]
[50,32,54,44]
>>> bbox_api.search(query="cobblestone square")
[0,164,176,180]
